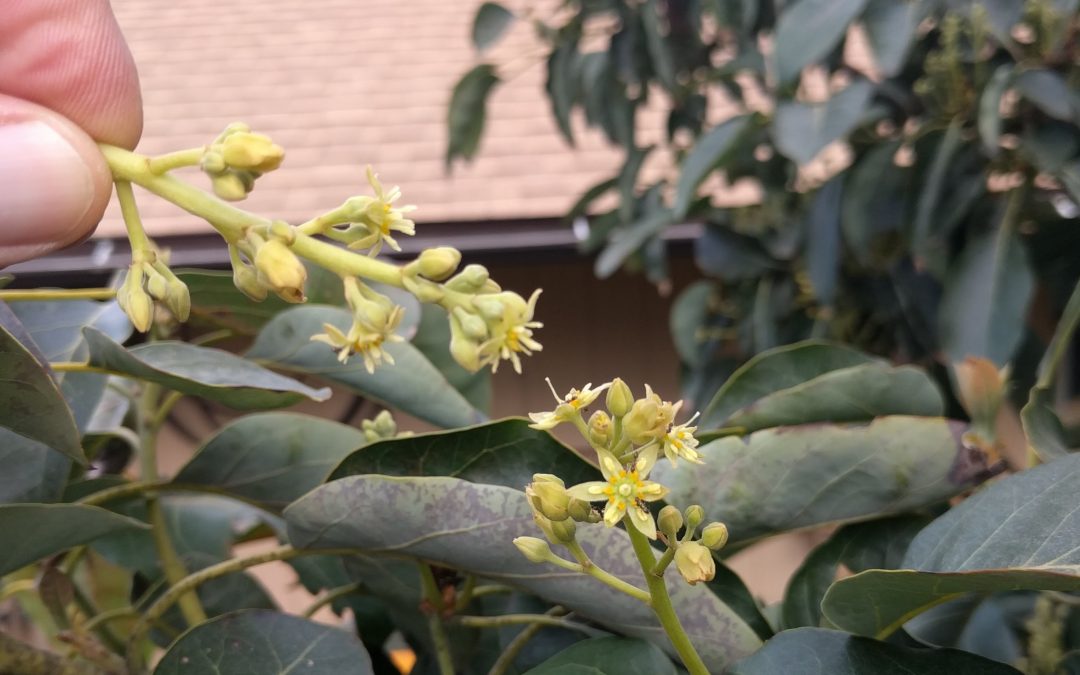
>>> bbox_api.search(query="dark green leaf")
[673,115,752,219]
[0,322,83,462]
[654,416,986,544]
[862,0,923,77]
[774,79,875,165]
[912,120,964,266]
[1022,387,1071,462]
[670,281,715,368]
[1016,69,1078,122]
[153,609,373,675]
[905,594,1024,665]
[247,306,482,428]
[84,328,329,410]
[701,341,877,429]
[447,64,500,166]
[0,504,147,575]
[565,177,618,228]
[642,0,676,91]
[594,207,673,279]
[472,2,515,52]
[721,363,944,433]
[938,223,1034,367]
[729,627,1021,674]
[773,0,869,85]
[707,560,775,641]
[177,269,289,332]
[285,476,763,670]
[523,637,676,674]
[822,453,1080,638]
[804,178,844,307]
[174,413,367,511]
[9,299,131,362]
[842,141,908,264]
[329,418,597,488]
[547,40,580,145]
[979,65,1014,155]
[782,516,929,629]
[692,225,778,281]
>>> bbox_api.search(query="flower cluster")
[116,247,190,332]
[200,123,285,201]
[321,167,417,256]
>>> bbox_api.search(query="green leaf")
[328,418,598,488]
[523,637,676,674]
[174,413,367,511]
[721,363,944,434]
[774,79,875,165]
[472,2,515,52]
[822,453,1080,638]
[862,0,923,77]
[979,65,1014,154]
[701,341,877,429]
[642,0,676,92]
[673,115,752,219]
[285,476,763,670]
[842,141,909,265]
[1021,387,1071,463]
[594,207,673,279]
[0,322,83,462]
[773,0,869,85]
[153,609,373,675]
[693,226,778,281]
[654,416,987,545]
[782,516,929,629]
[411,304,491,413]
[177,269,290,332]
[247,306,483,428]
[0,504,147,575]
[729,627,1021,674]
[938,224,1035,367]
[804,178,844,307]
[9,299,131,362]
[912,120,964,266]
[84,328,329,410]
[447,64,500,166]
[547,40,580,145]
[1016,68,1078,122]
[670,281,715,368]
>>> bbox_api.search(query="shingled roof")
[99,0,630,238]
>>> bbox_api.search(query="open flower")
[310,304,405,373]
[566,449,668,539]
[661,412,703,465]
[528,379,610,430]
[345,166,417,256]
[477,289,543,374]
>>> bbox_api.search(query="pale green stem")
[624,517,709,675]
[48,362,112,374]
[0,289,117,301]
[652,546,677,577]
[418,563,455,675]
[147,147,205,175]
[453,612,600,636]
[564,540,650,603]
[115,180,152,257]
[288,232,404,287]
[454,574,477,612]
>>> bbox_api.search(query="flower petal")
[596,449,622,480]
[628,504,657,539]
[602,500,623,527]
[566,482,609,501]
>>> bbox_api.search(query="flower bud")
[701,522,729,550]
[449,331,481,372]
[233,263,268,301]
[606,378,634,418]
[254,239,307,301]
[514,537,553,564]
[548,516,576,543]
[444,264,490,292]
[623,396,661,444]
[416,247,462,281]
[452,308,488,341]
[144,266,169,301]
[532,473,564,487]
[211,172,250,201]
[657,505,684,542]
[165,278,191,322]
[401,274,445,303]
[372,410,397,437]
[587,410,612,447]
[117,275,153,333]
[529,480,571,521]
[200,150,226,174]
[684,505,705,531]
[674,541,716,585]
[221,132,285,173]
[567,497,597,523]
[472,296,505,322]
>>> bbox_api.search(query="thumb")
[0,95,114,268]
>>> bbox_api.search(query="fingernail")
[0,120,94,247]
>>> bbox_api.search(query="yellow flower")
[661,412,704,465]
[310,305,405,373]
[623,384,682,444]
[477,289,544,374]
[528,378,610,430]
[566,449,668,539]
[345,166,417,256]
[674,541,716,585]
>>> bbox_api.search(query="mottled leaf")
[822,453,1080,638]
[329,418,597,488]
[523,637,675,674]
[84,328,329,410]
[285,476,763,671]
[654,416,986,544]
[701,341,877,430]
[773,0,869,85]
[729,627,1021,674]
[174,413,367,510]
[154,610,373,675]
[0,504,147,575]
[247,305,483,428]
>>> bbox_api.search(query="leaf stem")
[302,582,364,618]
[624,517,709,675]
[0,289,117,301]
[418,563,456,675]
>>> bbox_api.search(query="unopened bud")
[444,264,490,292]
[452,308,489,341]
[372,410,397,437]
[514,537,553,564]
[254,239,306,301]
[701,522,729,550]
[606,378,634,418]
[211,172,250,201]
[416,247,462,281]
[684,505,705,531]
[401,274,445,303]
[472,296,505,322]
[548,516,576,543]
[165,279,191,322]
[118,279,154,333]
[623,396,661,444]
[144,267,169,301]
[221,132,285,173]
[567,498,596,523]
[532,473,564,487]
[268,220,296,245]
[233,263,268,301]
[674,541,716,585]
[657,505,683,541]
[449,331,481,372]
[529,480,570,521]
[587,410,612,447]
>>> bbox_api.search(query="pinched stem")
[624,517,709,675]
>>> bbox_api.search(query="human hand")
[0,0,142,267]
